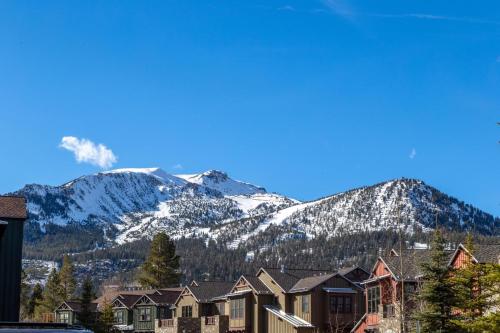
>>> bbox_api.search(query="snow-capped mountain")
[12,170,499,252]
[15,168,296,244]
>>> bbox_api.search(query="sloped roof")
[57,301,98,313]
[189,281,234,303]
[289,273,337,293]
[380,249,454,280]
[264,306,314,328]
[0,196,27,219]
[114,294,142,309]
[148,289,182,305]
[472,244,500,263]
[259,268,332,292]
[240,276,272,294]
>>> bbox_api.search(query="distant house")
[112,294,143,332]
[0,196,27,322]
[54,300,98,325]
[133,288,182,333]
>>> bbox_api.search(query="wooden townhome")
[256,267,366,333]
[158,281,234,333]
[351,248,454,333]
[112,294,143,332]
[54,300,99,325]
[132,288,183,333]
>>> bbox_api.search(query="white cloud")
[60,136,117,169]
[409,148,417,159]
[278,5,295,11]
[172,163,183,170]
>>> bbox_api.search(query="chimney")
[280,265,285,273]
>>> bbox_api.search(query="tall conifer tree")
[78,276,96,329]
[415,229,456,333]
[59,255,76,300]
[39,268,64,314]
[138,232,180,288]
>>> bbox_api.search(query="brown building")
[0,196,27,322]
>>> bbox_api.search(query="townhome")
[133,288,183,333]
[256,267,365,333]
[351,248,455,333]
[54,300,98,325]
[158,281,234,333]
[112,294,143,332]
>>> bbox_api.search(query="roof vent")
[280,265,285,273]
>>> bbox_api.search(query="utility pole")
[398,205,405,333]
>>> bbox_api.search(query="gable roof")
[233,275,272,295]
[113,294,142,309]
[337,266,370,280]
[450,244,500,265]
[55,300,98,313]
[0,196,27,219]
[258,267,333,292]
[189,281,234,303]
[289,273,337,293]
[148,289,182,305]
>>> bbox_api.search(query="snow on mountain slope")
[213,178,499,247]
[176,170,266,196]
[15,168,297,245]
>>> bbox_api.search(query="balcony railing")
[205,316,216,325]
[159,319,175,327]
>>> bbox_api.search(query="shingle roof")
[114,294,142,309]
[148,289,182,305]
[241,276,272,294]
[260,268,332,292]
[381,249,454,280]
[289,273,337,293]
[59,301,98,312]
[0,196,27,219]
[472,244,500,264]
[189,281,234,303]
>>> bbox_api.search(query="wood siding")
[134,305,156,332]
[175,290,200,318]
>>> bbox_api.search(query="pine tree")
[39,268,63,314]
[78,276,96,329]
[19,270,31,320]
[59,255,76,300]
[450,235,500,332]
[138,232,180,288]
[415,229,456,333]
[96,300,115,333]
[28,283,44,320]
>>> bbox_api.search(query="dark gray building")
[0,196,27,322]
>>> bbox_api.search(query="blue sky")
[1,0,499,215]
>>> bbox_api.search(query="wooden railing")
[159,319,175,327]
[205,316,216,325]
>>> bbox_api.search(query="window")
[368,287,380,313]
[230,298,244,319]
[114,310,124,324]
[139,307,151,321]
[59,312,69,324]
[329,296,352,313]
[181,306,192,318]
[301,295,309,313]
[216,302,225,315]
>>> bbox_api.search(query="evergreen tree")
[78,276,96,329]
[415,229,456,333]
[450,235,500,332]
[28,283,44,320]
[59,255,76,300]
[138,232,180,288]
[39,268,63,314]
[96,300,115,333]
[19,270,31,320]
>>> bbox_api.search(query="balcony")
[201,315,229,333]
[156,317,201,333]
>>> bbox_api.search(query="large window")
[301,295,310,314]
[181,306,193,318]
[59,312,69,324]
[139,307,151,321]
[114,310,124,324]
[230,298,244,319]
[329,296,353,313]
[368,287,380,313]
